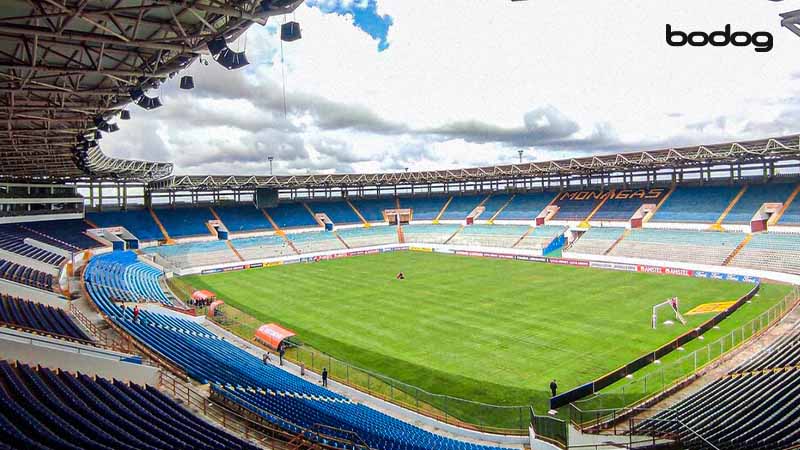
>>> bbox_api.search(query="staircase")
[396,225,405,244]
[769,183,800,225]
[226,241,245,262]
[488,194,515,223]
[511,227,534,248]
[723,234,753,266]
[604,229,631,255]
[710,185,748,231]
[444,225,463,244]
[334,231,350,249]
[148,208,173,243]
[262,209,301,254]
[580,190,613,227]
[433,196,453,224]
[643,184,676,224]
[346,199,370,228]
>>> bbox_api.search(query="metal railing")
[570,286,800,430]
[68,300,134,354]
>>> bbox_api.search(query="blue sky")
[307,0,392,51]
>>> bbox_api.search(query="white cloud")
[102,0,800,176]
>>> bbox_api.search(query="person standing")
[132,305,140,323]
[262,352,270,365]
[279,345,285,366]
[321,368,328,387]
[550,380,558,397]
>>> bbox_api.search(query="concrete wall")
[0,327,159,385]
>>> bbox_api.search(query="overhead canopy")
[192,290,216,301]
[255,323,296,350]
[208,300,224,316]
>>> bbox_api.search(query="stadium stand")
[724,183,798,224]
[287,231,346,253]
[0,228,64,266]
[567,227,626,255]
[153,207,214,238]
[337,226,398,248]
[652,186,740,223]
[213,205,273,233]
[20,220,101,250]
[86,210,164,242]
[402,224,461,244]
[637,328,800,449]
[553,193,604,221]
[307,200,361,224]
[440,195,485,220]
[230,235,295,260]
[0,296,89,341]
[0,360,260,450]
[349,198,396,222]
[143,241,240,270]
[779,194,800,224]
[265,203,319,229]
[608,228,744,266]
[83,252,508,450]
[591,188,667,221]
[0,260,53,291]
[730,232,800,275]
[480,194,513,220]
[514,225,567,250]
[448,225,530,248]
[496,193,554,220]
[398,196,448,220]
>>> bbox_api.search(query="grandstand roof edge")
[147,134,800,191]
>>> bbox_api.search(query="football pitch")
[181,252,790,420]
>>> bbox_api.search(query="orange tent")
[255,323,296,349]
[192,290,216,301]
[207,300,224,316]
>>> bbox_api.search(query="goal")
[652,297,687,329]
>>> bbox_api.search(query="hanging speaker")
[281,22,302,42]
[130,87,163,110]
[120,110,131,120]
[94,131,102,140]
[207,36,249,70]
[180,75,195,90]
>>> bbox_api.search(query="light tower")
[268,156,274,175]
[518,150,523,164]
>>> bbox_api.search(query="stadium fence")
[569,285,800,430]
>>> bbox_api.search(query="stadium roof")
[0,0,303,181]
[147,135,800,191]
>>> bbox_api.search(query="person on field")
[550,380,558,397]
[322,368,328,387]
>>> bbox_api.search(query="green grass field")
[181,251,789,425]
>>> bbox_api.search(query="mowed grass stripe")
[183,252,782,411]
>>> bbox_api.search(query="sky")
[102,0,800,176]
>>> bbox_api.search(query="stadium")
[1,1,800,450]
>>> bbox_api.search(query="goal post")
[652,296,687,329]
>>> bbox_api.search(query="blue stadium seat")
[349,198,396,222]
[724,184,797,224]
[265,203,318,229]
[440,195,485,220]
[398,196,448,220]
[307,201,361,224]
[86,210,164,241]
[498,193,554,220]
[0,295,88,341]
[154,207,214,238]
[653,186,740,223]
[214,205,273,232]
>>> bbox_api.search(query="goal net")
[652,297,687,329]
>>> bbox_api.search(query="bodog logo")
[666,24,773,53]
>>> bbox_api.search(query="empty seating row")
[0,228,64,266]
[230,235,295,260]
[553,194,602,221]
[83,252,509,450]
[213,205,272,232]
[731,232,800,275]
[153,207,214,238]
[440,195,484,220]
[0,260,53,290]
[86,209,164,242]
[448,224,530,248]
[653,186,740,223]
[402,224,461,244]
[608,228,744,266]
[724,183,797,224]
[514,225,566,250]
[337,226,398,247]
[265,203,318,229]
[350,198,396,222]
[638,326,800,449]
[0,360,259,450]
[287,231,345,253]
[143,241,240,270]
[0,295,88,341]
[568,227,626,255]
[398,196,448,220]
[307,200,361,224]
[496,193,553,220]
[21,220,102,250]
